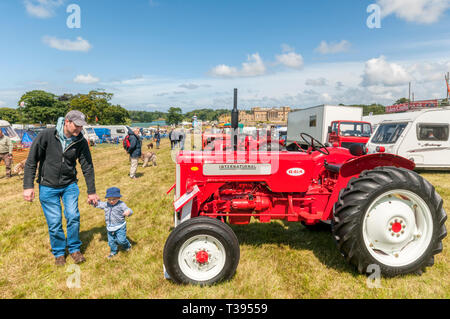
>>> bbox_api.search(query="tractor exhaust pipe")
[231,88,239,151]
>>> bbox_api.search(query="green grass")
[0,141,449,299]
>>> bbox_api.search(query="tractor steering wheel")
[300,133,330,155]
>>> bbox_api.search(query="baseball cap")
[66,110,87,126]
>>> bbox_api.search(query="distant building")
[219,106,291,125]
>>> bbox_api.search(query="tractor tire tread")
[332,166,447,277]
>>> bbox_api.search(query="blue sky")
[1,0,450,111]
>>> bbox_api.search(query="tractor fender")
[339,153,415,178]
[321,153,415,221]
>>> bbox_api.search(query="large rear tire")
[332,167,447,277]
[163,217,240,285]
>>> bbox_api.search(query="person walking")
[179,128,186,151]
[168,129,173,150]
[127,128,142,179]
[23,110,99,266]
[0,129,13,178]
[172,129,180,149]
[154,129,161,149]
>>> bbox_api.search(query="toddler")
[93,187,133,258]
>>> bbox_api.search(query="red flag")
[95,116,99,123]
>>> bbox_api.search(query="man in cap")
[23,110,99,266]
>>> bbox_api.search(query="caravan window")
[116,128,126,134]
[309,115,317,127]
[372,123,407,144]
[417,124,449,141]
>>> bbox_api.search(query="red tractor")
[163,91,447,286]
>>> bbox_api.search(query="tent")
[21,131,35,148]
[93,128,117,144]
[14,129,37,148]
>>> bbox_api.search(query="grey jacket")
[95,200,133,230]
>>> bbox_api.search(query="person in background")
[23,110,99,266]
[179,127,186,151]
[127,127,142,179]
[169,129,175,150]
[154,129,161,149]
[0,129,13,178]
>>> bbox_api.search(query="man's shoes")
[70,251,86,264]
[107,253,117,259]
[55,256,66,266]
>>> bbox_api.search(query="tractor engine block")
[199,182,326,225]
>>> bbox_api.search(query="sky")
[1,0,450,112]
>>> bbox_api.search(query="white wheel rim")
[178,234,226,282]
[363,189,433,267]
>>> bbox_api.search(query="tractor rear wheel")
[163,217,240,285]
[332,167,447,277]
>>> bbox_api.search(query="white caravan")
[82,126,100,144]
[93,125,130,140]
[366,107,450,170]
[287,105,364,145]
[0,120,21,144]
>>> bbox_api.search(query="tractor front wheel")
[332,167,447,277]
[163,217,240,285]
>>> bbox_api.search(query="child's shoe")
[107,252,117,259]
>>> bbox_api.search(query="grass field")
[0,140,449,299]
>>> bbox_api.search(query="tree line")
[1,89,406,125]
[0,90,130,125]
[129,108,231,125]
[0,90,232,126]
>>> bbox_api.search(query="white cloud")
[43,36,92,52]
[275,44,304,69]
[64,55,449,111]
[361,56,412,87]
[74,74,100,84]
[276,52,304,69]
[409,60,450,82]
[306,78,328,86]
[179,83,200,90]
[210,53,266,78]
[315,40,351,55]
[377,0,450,24]
[24,0,64,19]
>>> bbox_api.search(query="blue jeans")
[107,224,131,254]
[39,183,82,258]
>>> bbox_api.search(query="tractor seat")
[324,160,342,174]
